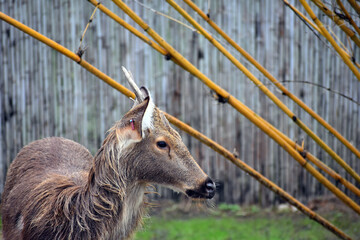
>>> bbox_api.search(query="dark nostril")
[205,178,215,193]
[204,178,215,199]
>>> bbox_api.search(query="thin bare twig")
[132,0,197,32]
[281,80,360,106]
[283,0,333,50]
[76,2,100,57]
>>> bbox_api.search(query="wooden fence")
[0,0,359,205]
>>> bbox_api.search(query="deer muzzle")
[185,177,215,199]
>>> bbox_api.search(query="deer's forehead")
[152,126,181,140]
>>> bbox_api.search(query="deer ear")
[119,94,155,141]
[139,87,155,136]
[140,86,150,99]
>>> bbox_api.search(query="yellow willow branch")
[283,0,359,68]
[310,0,360,49]
[303,0,360,81]
[0,10,353,240]
[111,0,360,214]
[347,0,360,15]
[266,114,360,197]
[87,0,167,56]
[305,153,360,196]
[89,1,360,196]
[283,0,321,31]
[259,116,360,197]
[87,0,189,71]
[167,0,360,183]
[187,0,360,159]
[337,0,360,36]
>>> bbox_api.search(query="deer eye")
[156,141,168,149]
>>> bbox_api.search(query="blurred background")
[1,0,359,207]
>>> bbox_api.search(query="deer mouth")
[186,189,212,199]
[185,178,215,199]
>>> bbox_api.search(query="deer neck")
[84,133,147,239]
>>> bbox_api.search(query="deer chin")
[157,184,214,199]
[185,189,214,199]
[185,189,207,199]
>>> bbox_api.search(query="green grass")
[0,203,358,240]
[135,208,360,240]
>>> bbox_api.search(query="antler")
[122,66,144,102]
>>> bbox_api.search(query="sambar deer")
[1,67,215,240]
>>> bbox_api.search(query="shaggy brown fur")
[2,94,215,240]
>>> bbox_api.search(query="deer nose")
[204,178,215,199]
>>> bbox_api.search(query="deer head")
[118,67,215,199]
